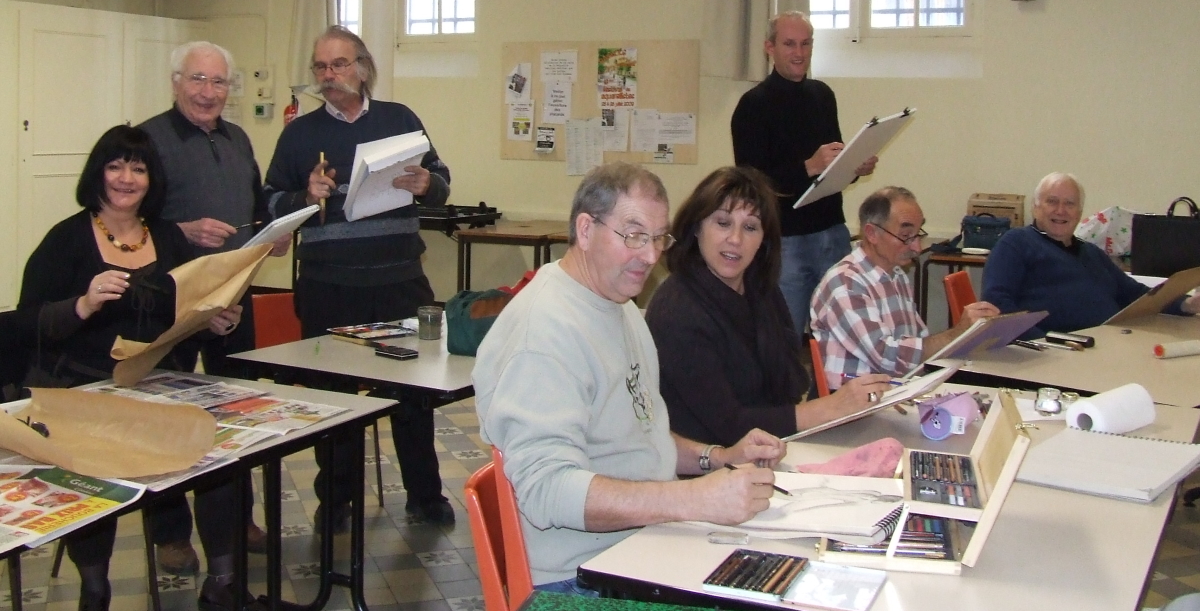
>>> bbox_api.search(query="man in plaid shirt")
[811,187,998,390]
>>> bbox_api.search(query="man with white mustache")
[263,26,454,529]
[810,187,998,389]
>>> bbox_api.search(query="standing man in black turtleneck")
[731,11,878,337]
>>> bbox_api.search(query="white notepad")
[241,205,319,249]
[1017,426,1200,503]
[343,131,430,221]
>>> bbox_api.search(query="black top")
[18,210,195,384]
[645,261,810,446]
[731,71,845,236]
[139,106,268,257]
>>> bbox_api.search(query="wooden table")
[455,220,569,291]
[579,383,1200,611]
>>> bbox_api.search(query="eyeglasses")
[593,216,676,251]
[311,58,359,75]
[870,223,928,246]
[180,73,230,91]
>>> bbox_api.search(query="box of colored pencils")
[819,510,974,576]
[901,390,1031,524]
[701,549,807,602]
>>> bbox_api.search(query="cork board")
[499,40,700,165]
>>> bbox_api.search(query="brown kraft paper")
[0,388,215,479]
[110,245,272,386]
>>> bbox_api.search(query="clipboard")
[241,205,319,249]
[1104,265,1200,325]
[918,310,1050,367]
[794,108,917,209]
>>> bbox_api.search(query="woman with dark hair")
[17,125,247,611]
[645,166,891,448]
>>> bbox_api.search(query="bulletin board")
[499,40,700,166]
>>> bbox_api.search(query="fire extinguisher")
[283,93,299,125]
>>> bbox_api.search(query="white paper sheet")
[542,85,571,125]
[507,103,534,141]
[658,112,696,145]
[601,108,629,152]
[540,49,577,83]
[630,109,659,152]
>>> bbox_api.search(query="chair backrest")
[0,309,33,401]
[464,448,533,611]
[808,338,831,398]
[943,271,977,327]
[251,292,302,349]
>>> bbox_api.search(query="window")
[338,0,361,35]
[407,0,475,36]
[810,0,966,32]
[810,0,851,30]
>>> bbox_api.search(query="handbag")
[1131,197,1200,277]
[445,289,514,357]
[961,213,1011,250]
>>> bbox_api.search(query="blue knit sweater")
[263,100,450,287]
[982,225,1186,339]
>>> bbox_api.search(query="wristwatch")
[699,444,721,472]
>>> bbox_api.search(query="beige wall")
[391,0,1200,324]
[6,0,1198,325]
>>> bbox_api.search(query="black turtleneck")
[731,70,844,236]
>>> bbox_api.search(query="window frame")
[810,0,975,40]
[401,0,477,40]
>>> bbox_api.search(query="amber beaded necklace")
[92,212,149,252]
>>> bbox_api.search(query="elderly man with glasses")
[473,162,786,596]
[810,187,999,390]
[263,26,453,529]
[138,39,283,578]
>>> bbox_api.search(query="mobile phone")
[1044,331,1095,348]
[375,345,419,360]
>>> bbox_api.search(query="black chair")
[0,308,34,402]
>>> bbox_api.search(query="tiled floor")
[0,397,1196,611]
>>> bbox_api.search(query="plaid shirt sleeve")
[812,264,926,387]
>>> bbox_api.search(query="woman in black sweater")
[18,125,246,611]
[645,166,891,447]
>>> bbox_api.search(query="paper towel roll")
[1066,383,1155,434]
[1154,340,1200,359]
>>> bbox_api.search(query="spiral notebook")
[1017,427,1200,503]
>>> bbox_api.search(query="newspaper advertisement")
[0,466,144,553]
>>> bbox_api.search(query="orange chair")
[252,292,302,348]
[943,271,978,327]
[809,338,831,397]
[465,448,533,611]
[250,291,390,502]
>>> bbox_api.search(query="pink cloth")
[794,437,904,478]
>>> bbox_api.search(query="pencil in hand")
[725,464,791,496]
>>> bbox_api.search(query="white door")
[15,5,124,308]
[9,6,208,310]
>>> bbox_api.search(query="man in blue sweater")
[982,172,1199,339]
[264,26,454,527]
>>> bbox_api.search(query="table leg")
[457,238,469,292]
[920,257,934,320]
[345,424,369,611]
[264,457,283,611]
[7,555,21,611]
[533,240,544,269]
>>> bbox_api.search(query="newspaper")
[87,373,268,408]
[0,466,144,553]
[128,428,277,492]
[208,397,349,434]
